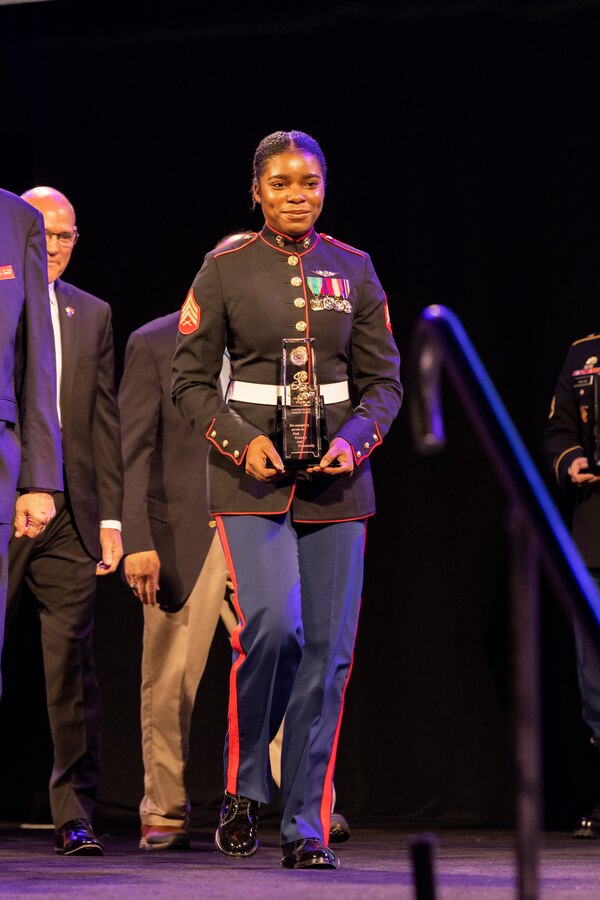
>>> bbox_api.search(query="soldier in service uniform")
[172,130,402,870]
[544,333,600,837]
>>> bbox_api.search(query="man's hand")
[96,527,123,575]
[13,492,56,539]
[124,550,160,606]
[245,435,285,482]
[307,436,354,475]
[568,456,600,486]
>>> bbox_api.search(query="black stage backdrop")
[1,0,600,830]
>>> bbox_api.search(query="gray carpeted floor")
[1,825,600,898]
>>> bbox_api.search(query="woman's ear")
[252,180,261,205]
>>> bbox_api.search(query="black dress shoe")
[215,791,259,857]
[573,801,600,838]
[55,819,104,856]
[281,838,339,869]
[329,812,350,844]
[573,814,600,838]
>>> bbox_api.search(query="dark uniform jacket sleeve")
[172,254,262,466]
[334,252,402,465]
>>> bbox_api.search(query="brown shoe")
[139,824,190,851]
[329,812,350,843]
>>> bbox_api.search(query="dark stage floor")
[2,824,600,898]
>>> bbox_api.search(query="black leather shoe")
[573,814,600,838]
[329,812,350,844]
[55,819,104,856]
[573,801,600,838]
[281,838,339,869]
[215,791,259,857]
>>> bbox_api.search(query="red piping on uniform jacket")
[351,421,383,466]
[214,233,259,258]
[259,231,320,258]
[205,418,248,467]
[319,233,366,258]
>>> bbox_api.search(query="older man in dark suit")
[0,187,63,697]
[6,187,123,856]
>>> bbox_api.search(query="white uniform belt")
[228,380,349,405]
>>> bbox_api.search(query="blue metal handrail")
[409,304,600,900]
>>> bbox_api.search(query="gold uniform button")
[364,442,370,449]
[291,276,302,287]
[234,449,240,459]
[372,433,378,440]
[295,321,307,332]
[356,451,362,458]
[209,519,217,528]
[294,297,305,308]
[288,255,299,267]
[211,430,217,438]
[222,439,229,448]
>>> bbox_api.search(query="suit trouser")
[0,522,11,698]
[6,492,99,828]
[139,532,230,827]
[574,568,600,742]
[217,511,365,846]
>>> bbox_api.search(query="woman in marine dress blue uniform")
[172,130,402,870]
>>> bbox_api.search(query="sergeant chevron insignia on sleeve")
[178,288,201,334]
[384,298,393,334]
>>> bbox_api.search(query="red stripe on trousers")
[215,515,246,794]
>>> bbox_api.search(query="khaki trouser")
[139,531,331,827]
[139,533,231,827]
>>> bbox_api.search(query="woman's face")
[253,150,325,236]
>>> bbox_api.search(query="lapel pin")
[65,306,75,317]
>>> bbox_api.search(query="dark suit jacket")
[0,188,62,523]
[53,278,122,559]
[543,333,600,568]
[119,312,217,608]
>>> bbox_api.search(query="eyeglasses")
[45,228,79,248]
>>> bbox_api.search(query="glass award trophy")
[278,338,325,467]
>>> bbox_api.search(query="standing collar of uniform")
[260,223,319,255]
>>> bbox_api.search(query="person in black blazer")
[119,311,231,850]
[6,187,123,856]
[0,187,63,698]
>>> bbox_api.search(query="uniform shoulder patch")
[178,288,201,335]
[384,295,393,334]
[319,233,366,258]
